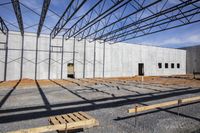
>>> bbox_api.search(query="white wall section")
[0,31,186,81]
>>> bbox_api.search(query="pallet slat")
[56,116,66,124]
[62,114,74,123]
[73,112,87,121]
[49,117,60,125]
[128,96,200,113]
[67,113,80,121]
[79,111,93,119]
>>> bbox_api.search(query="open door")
[138,63,144,76]
[67,63,75,78]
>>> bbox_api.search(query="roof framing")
[11,0,24,36]
[0,17,9,34]
[2,0,200,44]
[50,0,87,38]
[37,0,51,37]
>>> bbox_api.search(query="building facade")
[0,32,186,81]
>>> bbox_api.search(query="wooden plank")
[8,124,65,133]
[56,115,66,124]
[73,112,87,121]
[67,113,81,122]
[128,96,200,113]
[62,114,74,123]
[49,117,59,125]
[79,111,93,120]
[8,119,96,133]
[182,96,200,103]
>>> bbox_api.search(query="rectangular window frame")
[171,63,174,69]
[158,63,162,69]
[177,63,180,68]
[165,63,168,68]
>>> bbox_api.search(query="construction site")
[0,0,200,133]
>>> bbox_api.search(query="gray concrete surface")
[0,80,200,133]
[182,45,200,74]
[0,31,186,81]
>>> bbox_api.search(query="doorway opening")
[67,63,75,78]
[138,63,144,76]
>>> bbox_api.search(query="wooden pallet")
[49,111,99,132]
[8,112,99,133]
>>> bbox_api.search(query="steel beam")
[51,0,87,39]
[0,17,9,34]
[78,0,162,41]
[0,17,9,81]
[64,0,130,40]
[11,0,24,36]
[37,0,51,37]
[96,0,200,42]
[106,2,200,43]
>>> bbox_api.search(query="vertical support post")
[61,36,64,79]
[135,105,138,127]
[20,35,24,79]
[48,35,52,79]
[93,41,96,78]
[83,38,86,78]
[4,31,9,81]
[141,76,144,89]
[177,99,182,116]
[102,41,105,78]
[73,37,76,77]
[35,37,39,80]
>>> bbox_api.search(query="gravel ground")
[0,80,200,133]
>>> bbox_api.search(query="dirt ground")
[1,75,200,89]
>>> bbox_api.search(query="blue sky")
[129,22,200,48]
[0,0,199,48]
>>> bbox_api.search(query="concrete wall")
[182,45,200,74]
[0,31,186,81]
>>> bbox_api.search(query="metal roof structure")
[0,0,200,44]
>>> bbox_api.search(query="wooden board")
[128,96,200,113]
[8,112,99,133]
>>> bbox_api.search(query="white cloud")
[188,34,200,43]
[140,34,200,48]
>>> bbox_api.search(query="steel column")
[61,36,64,79]
[102,42,105,78]
[35,37,39,80]
[83,39,86,78]
[93,41,96,78]
[48,35,52,79]
[37,0,51,37]
[73,37,76,78]
[20,36,24,79]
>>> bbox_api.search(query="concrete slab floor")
[0,79,200,133]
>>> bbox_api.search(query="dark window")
[165,63,168,68]
[138,63,144,76]
[171,63,174,68]
[177,63,180,68]
[158,63,162,69]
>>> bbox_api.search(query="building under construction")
[0,0,200,132]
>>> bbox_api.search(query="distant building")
[182,45,200,74]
